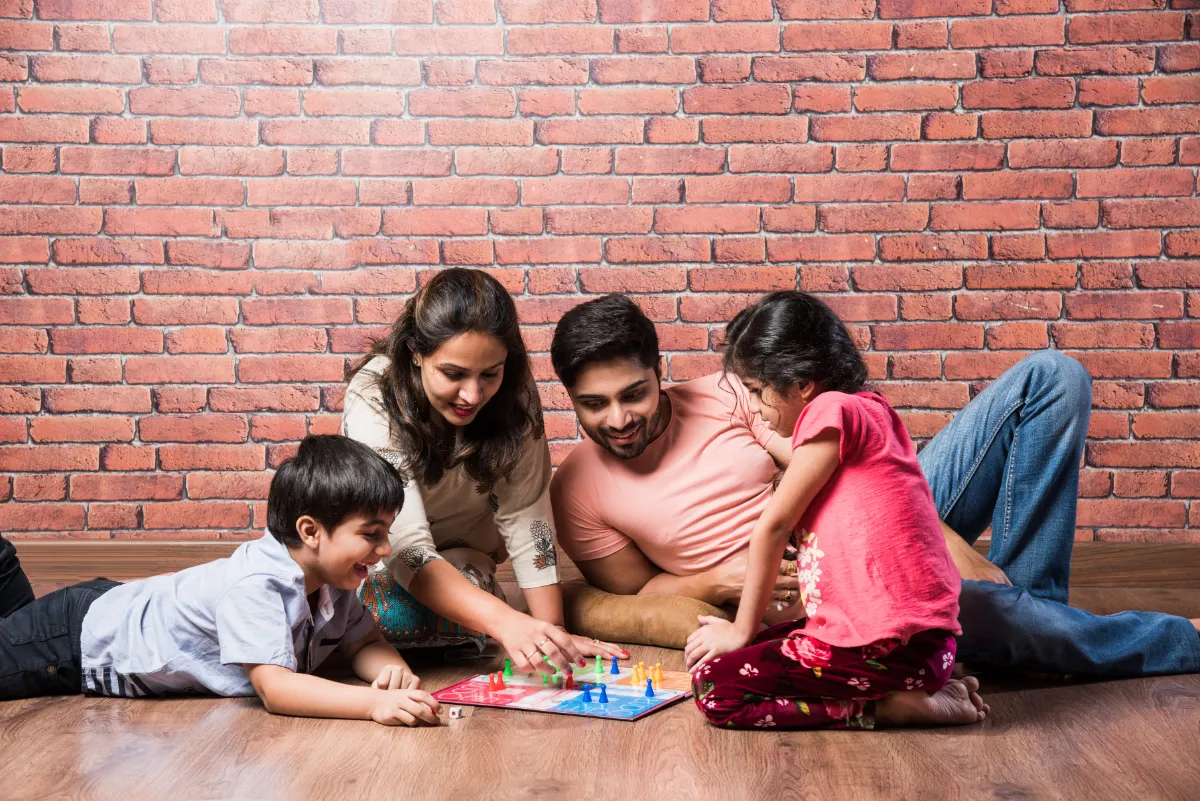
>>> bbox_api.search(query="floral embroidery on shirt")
[531,520,557,570]
[372,447,410,487]
[398,545,438,572]
[795,528,825,618]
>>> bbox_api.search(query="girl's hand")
[495,614,587,675]
[568,633,629,662]
[372,663,421,691]
[370,688,441,727]
[684,616,752,670]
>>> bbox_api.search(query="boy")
[0,435,442,727]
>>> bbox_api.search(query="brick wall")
[0,0,1198,543]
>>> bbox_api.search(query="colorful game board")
[433,659,693,721]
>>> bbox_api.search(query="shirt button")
[47,665,56,674]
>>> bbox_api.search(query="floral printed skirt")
[358,547,505,651]
[692,619,957,730]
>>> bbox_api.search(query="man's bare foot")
[874,676,989,728]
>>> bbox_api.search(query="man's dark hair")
[551,294,660,390]
[267,435,405,547]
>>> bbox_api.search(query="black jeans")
[0,537,118,700]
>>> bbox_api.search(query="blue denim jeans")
[917,351,1200,677]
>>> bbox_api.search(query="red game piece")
[496,672,505,690]
[487,673,498,692]
[565,673,575,690]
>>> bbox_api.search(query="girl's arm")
[733,428,841,635]
[685,428,842,668]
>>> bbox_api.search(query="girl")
[342,268,625,675]
[684,291,989,729]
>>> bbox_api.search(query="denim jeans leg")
[0,536,36,619]
[918,352,1200,676]
[917,350,1091,602]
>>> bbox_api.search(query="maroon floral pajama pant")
[691,619,957,730]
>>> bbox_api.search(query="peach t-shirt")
[551,373,780,576]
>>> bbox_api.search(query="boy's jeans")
[918,351,1200,676]
[0,537,118,699]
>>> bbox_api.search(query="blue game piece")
[610,655,619,674]
[582,684,593,703]
[645,679,655,698]
[598,685,608,704]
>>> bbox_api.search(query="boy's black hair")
[267,435,405,547]
[724,291,867,396]
[550,294,660,390]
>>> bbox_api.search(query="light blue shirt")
[79,530,376,698]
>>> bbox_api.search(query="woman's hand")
[684,615,753,670]
[494,613,588,675]
[372,662,421,691]
[567,633,629,662]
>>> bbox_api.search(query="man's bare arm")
[575,541,727,605]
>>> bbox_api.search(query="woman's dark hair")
[268,435,406,546]
[349,268,542,487]
[723,291,867,396]
[550,294,659,390]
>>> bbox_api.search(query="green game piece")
[543,655,558,672]
[503,658,512,678]
[542,672,550,686]
[594,655,603,674]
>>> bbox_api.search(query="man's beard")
[591,402,662,460]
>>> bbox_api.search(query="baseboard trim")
[12,540,1200,589]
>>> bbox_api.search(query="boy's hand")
[372,663,421,691]
[370,689,441,727]
[684,616,752,670]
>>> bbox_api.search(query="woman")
[341,268,625,674]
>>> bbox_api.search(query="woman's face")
[414,330,507,427]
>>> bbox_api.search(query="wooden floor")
[2,585,1198,801]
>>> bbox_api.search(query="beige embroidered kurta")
[341,355,560,592]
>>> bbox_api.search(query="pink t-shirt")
[551,373,779,576]
[788,391,961,648]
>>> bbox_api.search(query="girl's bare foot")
[874,676,989,728]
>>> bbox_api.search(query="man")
[549,294,1200,676]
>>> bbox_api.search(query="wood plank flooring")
[2,583,1199,800]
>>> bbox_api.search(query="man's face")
[567,358,663,459]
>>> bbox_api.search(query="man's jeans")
[918,351,1200,676]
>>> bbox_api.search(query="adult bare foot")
[874,676,989,728]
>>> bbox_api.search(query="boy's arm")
[339,627,420,688]
[245,663,439,725]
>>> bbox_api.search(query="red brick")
[606,236,710,263]
[209,386,321,412]
[218,0,318,21]
[962,171,1074,199]
[980,50,1034,79]
[38,0,150,18]
[393,25,502,55]
[810,114,922,141]
[655,206,760,234]
[951,17,1065,48]
[962,78,1076,110]
[1008,139,1118,169]
[878,234,988,261]
[187,471,273,500]
[491,208,543,235]
[646,117,699,144]
[545,207,652,235]
[1069,11,1185,45]
[498,0,595,23]
[616,25,667,53]
[30,54,141,83]
[508,25,613,55]
[54,23,111,51]
[1064,290,1183,320]
[932,202,1040,231]
[593,56,695,85]
[1048,231,1163,259]
[1036,45,1157,76]
[494,237,601,265]
[683,84,792,115]
[782,21,892,51]
[521,177,627,205]
[768,234,875,262]
[322,0,431,23]
[598,0,707,22]
[12,475,67,502]
[0,502,85,531]
[578,87,679,115]
[981,110,1093,139]
[1121,138,1178,167]
[673,23,780,53]
[1096,107,1200,136]
[1079,168,1195,199]
[580,267,686,293]
[479,57,590,86]
[986,321,1050,349]
[893,143,1005,172]
[0,21,53,51]
[686,175,792,203]
[697,55,751,83]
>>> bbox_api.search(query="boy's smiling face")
[295,512,394,592]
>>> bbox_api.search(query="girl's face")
[414,331,507,427]
[740,376,809,436]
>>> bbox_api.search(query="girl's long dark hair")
[723,291,867,396]
[349,268,543,487]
